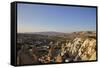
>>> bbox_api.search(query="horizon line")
[17,30,96,33]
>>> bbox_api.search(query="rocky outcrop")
[61,35,96,62]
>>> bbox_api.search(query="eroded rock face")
[78,38,96,61]
[62,36,96,62]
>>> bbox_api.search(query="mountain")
[30,31,66,36]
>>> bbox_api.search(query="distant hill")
[29,31,66,36]
[18,31,96,37]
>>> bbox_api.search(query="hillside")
[17,31,97,65]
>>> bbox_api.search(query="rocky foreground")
[17,31,97,65]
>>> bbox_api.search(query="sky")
[17,3,96,33]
